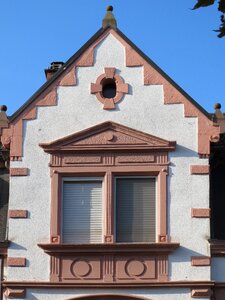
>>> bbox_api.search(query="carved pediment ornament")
[40,121,176,153]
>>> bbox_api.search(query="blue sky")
[0,0,224,116]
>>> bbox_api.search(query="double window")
[39,121,176,245]
[39,122,177,284]
[62,176,156,244]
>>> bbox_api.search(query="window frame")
[60,174,157,245]
[38,121,178,284]
[61,176,104,244]
[114,175,157,243]
[50,165,167,245]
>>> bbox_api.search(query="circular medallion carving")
[105,132,114,142]
[125,259,146,277]
[71,260,91,277]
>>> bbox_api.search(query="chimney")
[44,61,64,80]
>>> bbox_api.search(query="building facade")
[1,7,225,300]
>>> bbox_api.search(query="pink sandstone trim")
[1,88,57,161]
[191,256,211,266]
[105,67,116,78]
[9,210,28,218]
[37,90,57,106]
[4,288,26,299]
[7,258,26,267]
[38,243,179,283]
[91,68,128,110]
[40,122,176,251]
[77,49,94,67]
[190,165,210,175]
[1,27,219,160]
[191,208,210,218]
[191,288,212,298]
[59,66,76,86]
[1,280,214,289]
[51,235,60,244]
[10,168,29,176]
[50,161,169,245]
[108,29,219,156]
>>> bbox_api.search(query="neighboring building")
[0,106,10,298]
[0,6,225,300]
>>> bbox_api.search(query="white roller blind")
[62,180,103,243]
[116,177,156,243]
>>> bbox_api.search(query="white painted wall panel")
[24,288,192,300]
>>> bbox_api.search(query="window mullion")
[104,171,114,243]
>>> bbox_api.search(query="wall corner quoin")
[4,288,26,299]
[191,288,212,298]
[198,117,220,156]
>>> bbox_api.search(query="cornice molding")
[38,242,180,255]
[2,280,214,289]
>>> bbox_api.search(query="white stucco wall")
[6,33,210,296]
[24,288,194,300]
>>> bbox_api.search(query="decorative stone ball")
[214,103,221,109]
[107,5,113,11]
[0,105,7,112]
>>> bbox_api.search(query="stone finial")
[214,103,224,119]
[214,103,221,109]
[0,105,7,112]
[214,102,225,134]
[0,105,9,128]
[102,6,117,29]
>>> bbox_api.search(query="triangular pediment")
[40,121,176,153]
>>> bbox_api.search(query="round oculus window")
[102,79,117,99]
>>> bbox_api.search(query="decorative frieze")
[38,243,179,284]
[64,156,102,164]
[51,155,62,166]
[58,255,163,283]
[50,153,169,167]
[50,256,60,282]
[116,154,155,164]
[103,255,114,282]
[103,154,115,166]
[61,257,101,281]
